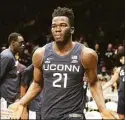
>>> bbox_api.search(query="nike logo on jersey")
[45,61,51,63]
[71,59,78,63]
[47,57,54,60]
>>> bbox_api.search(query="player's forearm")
[103,70,119,90]
[20,86,28,98]
[90,80,106,112]
[102,80,114,90]
[19,81,42,106]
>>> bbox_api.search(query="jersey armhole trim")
[39,45,47,70]
[80,45,85,69]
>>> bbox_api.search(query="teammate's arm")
[20,85,28,119]
[102,67,120,90]
[81,47,118,119]
[20,65,34,119]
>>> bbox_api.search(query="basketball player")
[103,51,125,119]
[8,7,118,120]
[0,32,24,106]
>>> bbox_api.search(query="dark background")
[0,0,125,47]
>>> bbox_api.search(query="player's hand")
[101,108,119,119]
[8,102,24,119]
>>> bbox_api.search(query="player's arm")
[20,70,29,98]
[20,65,34,98]
[81,47,119,119]
[81,47,106,112]
[81,48,118,119]
[18,47,45,106]
[20,85,28,119]
[102,67,120,90]
[20,68,32,119]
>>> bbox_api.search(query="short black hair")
[52,7,74,27]
[114,50,125,63]
[116,51,125,59]
[8,32,22,45]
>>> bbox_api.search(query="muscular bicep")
[81,47,98,86]
[32,47,45,88]
[33,67,43,87]
[85,65,98,86]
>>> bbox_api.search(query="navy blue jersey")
[0,49,20,104]
[117,65,125,114]
[41,42,85,119]
[118,65,125,99]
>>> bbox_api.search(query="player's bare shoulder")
[81,46,98,68]
[32,45,46,67]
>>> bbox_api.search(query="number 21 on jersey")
[53,73,68,88]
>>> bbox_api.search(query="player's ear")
[71,27,74,34]
[11,40,15,46]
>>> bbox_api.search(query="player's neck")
[9,46,17,55]
[53,40,74,55]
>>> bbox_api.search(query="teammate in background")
[8,7,118,120]
[0,32,24,106]
[103,51,125,119]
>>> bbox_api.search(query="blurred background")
[0,0,124,46]
[0,0,125,68]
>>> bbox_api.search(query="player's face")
[51,16,72,43]
[14,36,25,53]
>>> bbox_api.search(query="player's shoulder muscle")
[81,46,98,69]
[32,46,46,68]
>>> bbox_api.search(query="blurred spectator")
[78,34,88,47]
[30,39,40,56]
[117,45,124,54]
[94,43,100,54]
[113,44,125,67]
[104,43,115,73]
[98,66,111,85]
[0,44,7,52]
[94,43,101,61]
[19,42,32,66]
[105,43,114,58]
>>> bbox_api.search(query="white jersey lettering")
[43,64,80,72]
